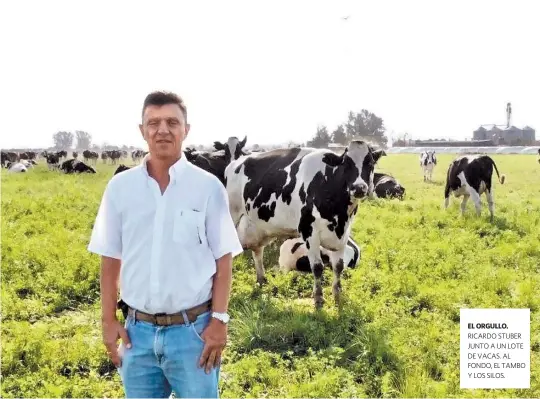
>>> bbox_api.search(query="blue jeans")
[117,310,220,398]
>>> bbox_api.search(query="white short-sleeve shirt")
[87,154,244,314]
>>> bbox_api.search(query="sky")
[1,0,539,150]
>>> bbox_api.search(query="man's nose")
[156,120,170,133]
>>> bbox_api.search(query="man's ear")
[139,124,144,139]
[184,123,191,139]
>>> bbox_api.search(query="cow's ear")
[323,148,347,167]
[240,136,247,148]
[213,141,225,151]
[372,149,386,164]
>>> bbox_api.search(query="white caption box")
[460,308,530,389]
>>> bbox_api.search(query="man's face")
[139,104,190,160]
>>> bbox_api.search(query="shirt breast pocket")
[173,209,207,247]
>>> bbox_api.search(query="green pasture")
[1,154,539,398]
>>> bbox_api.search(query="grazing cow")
[373,172,405,200]
[444,155,506,221]
[537,149,540,164]
[279,236,361,273]
[60,159,96,174]
[131,149,146,164]
[420,151,437,182]
[56,150,67,160]
[46,154,60,170]
[7,162,28,173]
[82,150,99,165]
[114,164,131,175]
[224,140,385,308]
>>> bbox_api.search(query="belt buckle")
[153,312,167,325]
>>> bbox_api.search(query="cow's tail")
[489,157,506,184]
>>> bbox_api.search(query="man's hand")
[102,318,131,367]
[199,318,227,374]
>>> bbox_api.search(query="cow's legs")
[486,190,494,222]
[467,187,482,216]
[252,247,267,285]
[306,236,325,309]
[328,249,345,307]
[460,194,469,215]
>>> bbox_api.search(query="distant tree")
[75,130,92,149]
[343,109,388,147]
[331,124,347,144]
[53,131,74,149]
[307,125,331,148]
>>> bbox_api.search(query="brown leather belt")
[127,299,212,326]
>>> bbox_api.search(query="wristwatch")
[211,311,230,324]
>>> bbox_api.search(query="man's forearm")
[100,256,121,321]
[212,253,233,313]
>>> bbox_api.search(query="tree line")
[306,109,388,148]
[52,131,93,150]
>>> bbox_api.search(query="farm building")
[473,125,536,146]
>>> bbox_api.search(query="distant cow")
[7,162,28,173]
[537,149,540,164]
[60,159,96,174]
[46,154,60,170]
[279,237,361,273]
[373,172,405,200]
[444,155,506,221]
[83,150,99,164]
[420,151,437,182]
[114,164,131,175]
[225,140,385,308]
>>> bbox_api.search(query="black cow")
[444,155,506,221]
[114,164,131,175]
[61,159,96,174]
[224,140,385,308]
[373,173,405,200]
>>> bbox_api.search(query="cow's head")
[213,136,248,162]
[322,141,385,199]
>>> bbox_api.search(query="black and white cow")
[212,136,249,163]
[373,173,406,200]
[60,159,96,174]
[444,155,506,221]
[537,149,540,164]
[185,136,249,185]
[420,151,437,182]
[224,140,385,308]
[279,236,361,273]
[46,154,60,171]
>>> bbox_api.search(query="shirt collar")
[141,153,188,186]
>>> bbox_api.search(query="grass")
[1,154,539,398]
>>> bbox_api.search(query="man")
[88,91,243,398]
